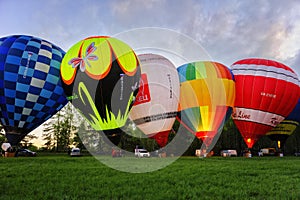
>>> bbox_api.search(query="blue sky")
[1,0,299,146]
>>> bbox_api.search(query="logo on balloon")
[68,42,98,73]
[232,111,251,120]
[23,51,33,78]
[270,117,280,126]
[133,73,151,106]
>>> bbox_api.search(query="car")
[70,148,81,157]
[294,152,300,156]
[220,150,237,157]
[135,149,150,158]
[17,149,36,157]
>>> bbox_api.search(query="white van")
[70,148,81,157]
[258,148,276,156]
[220,150,237,157]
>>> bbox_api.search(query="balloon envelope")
[266,98,300,148]
[129,53,180,147]
[231,58,300,148]
[1,143,11,151]
[0,35,68,145]
[60,36,141,145]
[177,61,235,150]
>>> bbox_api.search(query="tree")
[73,121,86,150]
[43,110,62,151]
[20,134,38,148]
[57,104,77,151]
[42,103,77,152]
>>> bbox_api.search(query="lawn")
[0,155,299,200]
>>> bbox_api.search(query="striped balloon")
[177,61,235,150]
[231,58,300,148]
[0,35,68,145]
[266,98,300,149]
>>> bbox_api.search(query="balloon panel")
[231,58,300,148]
[1,143,11,151]
[0,35,68,145]
[284,98,300,122]
[129,53,180,147]
[267,98,300,140]
[177,61,235,147]
[60,36,140,144]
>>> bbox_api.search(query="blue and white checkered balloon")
[0,35,68,145]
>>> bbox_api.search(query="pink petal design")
[79,60,86,72]
[86,42,96,55]
[87,54,98,61]
[69,58,83,69]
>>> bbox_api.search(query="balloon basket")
[243,152,252,158]
[4,152,16,157]
[159,152,167,158]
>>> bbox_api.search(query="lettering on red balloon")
[270,117,280,126]
[232,111,251,120]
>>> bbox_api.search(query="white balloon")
[129,53,180,147]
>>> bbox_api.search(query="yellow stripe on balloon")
[179,79,234,110]
[107,37,138,76]
[199,106,210,130]
[84,38,112,80]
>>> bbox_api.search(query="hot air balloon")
[60,36,140,145]
[177,61,235,155]
[231,58,300,149]
[129,53,180,147]
[0,35,68,146]
[266,98,300,149]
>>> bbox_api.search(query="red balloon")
[231,58,300,148]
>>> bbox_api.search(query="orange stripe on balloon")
[85,63,112,80]
[62,71,76,85]
[84,36,110,40]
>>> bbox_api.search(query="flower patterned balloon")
[60,36,141,145]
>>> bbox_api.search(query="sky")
[0,0,299,146]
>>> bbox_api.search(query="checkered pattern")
[0,35,68,137]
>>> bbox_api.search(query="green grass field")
[1,155,300,200]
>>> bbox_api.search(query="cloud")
[104,0,300,74]
[0,0,113,50]
[288,50,300,77]
[0,0,299,72]
[173,0,300,69]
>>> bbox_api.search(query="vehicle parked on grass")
[258,148,276,156]
[135,149,150,158]
[16,149,36,157]
[220,150,237,157]
[195,149,214,157]
[70,148,81,157]
[294,152,300,156]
